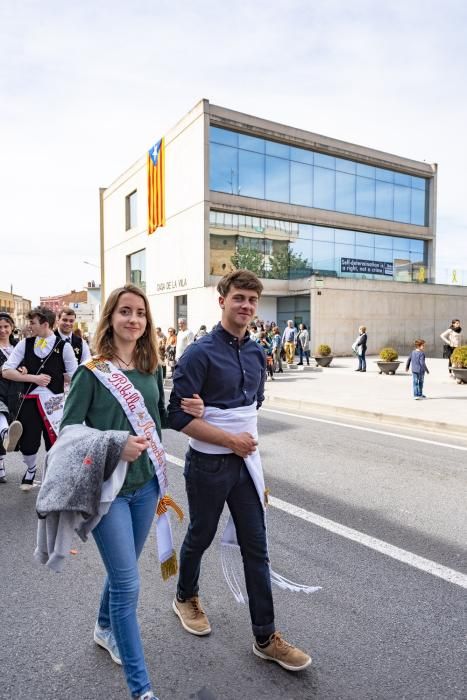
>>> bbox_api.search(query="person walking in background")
[271,326,283,374]
[175,318,194,361]
[155,327,167,379]
[55,307,92,365]
[2,306,78,491]
[166,327,177,378]
[257,331,275,380]
[194,325,208,341]
[440,319,463,374]
[282,320,297,365]
[0,312,25,483]
[406,339,429,400]
[297,323,310,366]
[353,326,368,372]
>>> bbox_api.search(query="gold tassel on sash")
[156,494,184,580]
[157,494,184,521]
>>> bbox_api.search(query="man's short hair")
[27,305,56,328]
[217,270,263,298]
[59,307,76,318]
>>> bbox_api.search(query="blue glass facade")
[209,211,427,282]
[210,126,428,226]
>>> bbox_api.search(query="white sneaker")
[3,420,23,451]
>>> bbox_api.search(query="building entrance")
[277,295,310,332]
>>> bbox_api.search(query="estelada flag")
[147,138,165,233]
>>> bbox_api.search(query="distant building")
[100,99,467,355]
[40,286,101,338]
[0,290,31,329]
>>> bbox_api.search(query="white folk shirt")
[56,331,91,364]
[2,335,78,397]
[175,329,194,361]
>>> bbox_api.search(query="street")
[1,406,465,700]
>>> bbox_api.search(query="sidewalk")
[263,356,467,436]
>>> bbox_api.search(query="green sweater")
[61,364,168,494]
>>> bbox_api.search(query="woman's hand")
[121,435,149,462]
[181,393,204,419]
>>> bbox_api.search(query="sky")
[1,0,466,303]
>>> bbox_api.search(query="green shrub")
[316,343,332,356]
[451,345,467,368]
[379,347,398,362]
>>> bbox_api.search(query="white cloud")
[1,0,466,301]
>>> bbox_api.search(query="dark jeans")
[178,448,275,637]
[298,346,310,365]
[358,351,366,371]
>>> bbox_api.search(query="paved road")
[1,407,465,699]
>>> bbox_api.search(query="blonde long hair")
[94,284,159,374]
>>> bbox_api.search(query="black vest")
[24,336,66,395]
[55,330,83,364]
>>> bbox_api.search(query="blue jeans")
[178,448,275,637]
[92,476,159,697]
[298,346,310,365]
[412,371,425,397]
[358,351,366,371]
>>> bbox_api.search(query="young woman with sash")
[60,284,203,700]
[0,312,24,483]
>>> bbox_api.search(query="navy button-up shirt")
[168,322,266,432]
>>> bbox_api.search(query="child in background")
[406,339,429,400]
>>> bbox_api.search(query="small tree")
[231,247,264,277]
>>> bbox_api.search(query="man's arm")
[181,419,256,458]
[62,342,79,380]
[80,340,92,364]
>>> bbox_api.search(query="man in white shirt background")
[55,307,91,365]
[175,317,194,361]
[2,306,78,490]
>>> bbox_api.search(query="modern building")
[100,99,467,355]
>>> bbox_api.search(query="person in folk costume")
[169,270,318,673]
[0,312,26,483]
[60,284,204,700]
[55,307,92,365]
[2,306,78,490]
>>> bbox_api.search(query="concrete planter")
[451,367,467,384]
[376,360,402,375]
[314,355,333,367]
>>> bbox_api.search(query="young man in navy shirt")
[168,270,311,672]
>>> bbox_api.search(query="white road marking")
[166,453,467,590]
[261,407,467,451]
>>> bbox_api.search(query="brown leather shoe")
[172,596,211,636]
[253,632,311,671]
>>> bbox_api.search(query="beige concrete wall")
[308,277,467,357]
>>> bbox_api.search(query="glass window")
[375,180,394,220]
[290,146,314,164]
[210,143,238,194]
[312,240,334,270]
[376,247,393,263]
[410,238,424,254]
[313,166,335,210]
[392,236,410,251]
[336,158,356,174]
[356,246,374,260]
[411,176,426,190]
[314,152,335,169]
[265,156,289,203]
[411,188,426,225]
[210,126,238,147]
[335,243,355,271]
[290,161,313,206]
[313,225,334,242]
[394,185,411,223]
[335,228,355,245]
[356,176,376,217]
[127,249,146,292]
[394,172,411,186]
[238,134,265,153]
[336,171,356,214]
[375,167,394,183]
[125,190,137,231]
[238,150,265,199]
[266,141,290,159]
[357,163,375,179]
[356,231,374,247]
[375,233,393,249]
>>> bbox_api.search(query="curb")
[263,394,467,438]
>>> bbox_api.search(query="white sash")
[190,405,321,602]
[85,357,182,579]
